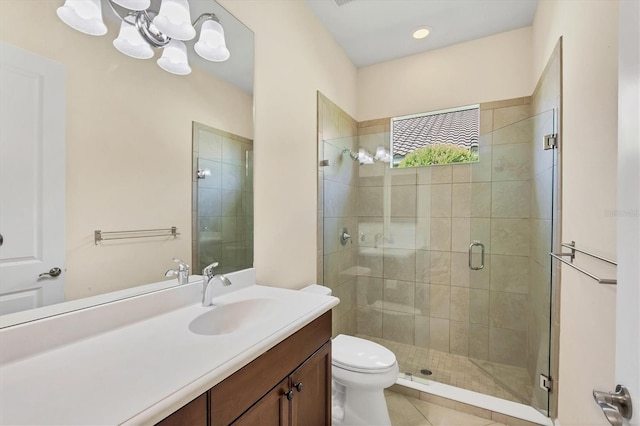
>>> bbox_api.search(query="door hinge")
[540,374,553,392]
[544,134,558,150]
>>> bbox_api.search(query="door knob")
[39,267,62,278]
[294,382,303,392]
[285,389,294,400]
[593,385,633,426]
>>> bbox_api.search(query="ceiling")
[304,0,538,68]
[100,0,537,95]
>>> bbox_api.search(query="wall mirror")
[0,0,254,326]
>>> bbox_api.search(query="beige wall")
[357,27,533,121]
[0,1,253,299]
[219,0,358,289]
[532,1,619,425]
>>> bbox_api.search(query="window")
[391,104,480,168]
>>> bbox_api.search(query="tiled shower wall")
[354,98,539,369]
[192,123,254,275]
[317,93,359,337]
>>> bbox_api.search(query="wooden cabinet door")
[156,393,208,426]
[290,341,331,426]
[231,379,290,426]
[211,313,331,426]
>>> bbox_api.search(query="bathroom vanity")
[160,312,331,426]
[0,269,338,425]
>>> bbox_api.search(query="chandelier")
[56,0,230,76]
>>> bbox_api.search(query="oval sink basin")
[189,298,282,336]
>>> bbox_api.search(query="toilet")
[301,285,399,426]
[331,334,399,425]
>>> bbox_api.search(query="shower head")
[197,168,211,179]
[342,147,359,161]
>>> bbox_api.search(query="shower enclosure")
[317,93,559,416]
[192,122,254,275]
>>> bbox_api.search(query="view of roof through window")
[391,105,480,168]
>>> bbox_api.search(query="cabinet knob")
[285,390,295,400]
[294,382,303,392]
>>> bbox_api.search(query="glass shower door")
[193,122,254,275]
[468,108,556,414]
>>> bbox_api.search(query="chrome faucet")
[203,261,219,280]
[202,262,232,306]
[165,258,190,285]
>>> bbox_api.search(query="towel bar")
[94,227,180,245]
[550,241,616,285]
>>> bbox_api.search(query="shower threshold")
[394,378,552,426]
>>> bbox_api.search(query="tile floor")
[385,389,508,426]
[360,335,532,404]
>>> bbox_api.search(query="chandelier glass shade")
[56,0,108,36]
[194,19,229,62]
[112,0,150,10]
[113,20,154,59]
[374,146,391,163]
[56,0,230,76]
[153,0,196,41]
[157,39,192,75]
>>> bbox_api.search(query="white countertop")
[0,270,338,425]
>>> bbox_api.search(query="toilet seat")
[332,334,397,374]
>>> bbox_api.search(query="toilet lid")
[332,334,396,372]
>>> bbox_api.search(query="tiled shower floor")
[359,335,533,404]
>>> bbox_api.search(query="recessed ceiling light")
[413,27,431,40]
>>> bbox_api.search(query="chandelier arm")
[192,13,219,28]
[105,0,136,24]
[136,10,171,47]
[101,0,169,48]
[104,1,221,50]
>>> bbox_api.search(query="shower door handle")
[469,241,485,270]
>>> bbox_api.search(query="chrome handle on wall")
[340,228,352,246]
[468,241,485,270]
[593,385,633,426]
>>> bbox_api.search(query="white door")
[0,42,66,315]
[615,1,639,425]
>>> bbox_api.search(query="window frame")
[390,103,480,168]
